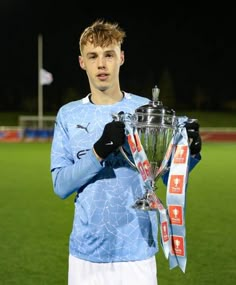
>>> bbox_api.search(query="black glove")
[185,120,202,155]
[94,121,125,159]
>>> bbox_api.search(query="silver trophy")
[119,86,177,211]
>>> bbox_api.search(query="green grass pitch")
[0,142,235,284]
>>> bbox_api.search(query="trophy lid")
[135,86,176,127]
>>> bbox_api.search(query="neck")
[90,89,124,105]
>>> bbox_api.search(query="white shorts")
[68,254,158,285]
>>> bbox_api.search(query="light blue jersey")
[50,92,201,263]
[50,92,159,262]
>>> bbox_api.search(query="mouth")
[97,73,109,81]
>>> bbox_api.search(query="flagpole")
[38,34,43,129]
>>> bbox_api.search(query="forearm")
[51,150,103,199]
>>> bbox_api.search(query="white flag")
[40,68,53,85]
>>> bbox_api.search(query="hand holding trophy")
[114,85,198,272]
[113,86,198,272]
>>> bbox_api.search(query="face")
[79,42,124,92]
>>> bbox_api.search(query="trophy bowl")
[119,86,177,211]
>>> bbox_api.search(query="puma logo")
[76,123,90,133]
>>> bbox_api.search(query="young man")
[50,19,201,285]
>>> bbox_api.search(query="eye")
[88,54,96,59]
[105,53,113,58]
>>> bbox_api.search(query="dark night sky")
[0,1,235,112]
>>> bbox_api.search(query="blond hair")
[79,19,126,54]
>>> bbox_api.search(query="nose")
[97,56,106,69]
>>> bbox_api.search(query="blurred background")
[1,1,236,142]
[1,1,235,116]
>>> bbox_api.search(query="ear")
[78,56,86,70]
[120,51,125,66]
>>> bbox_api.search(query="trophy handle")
[119,146,137,169]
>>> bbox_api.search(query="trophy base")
[132,192,158,211]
